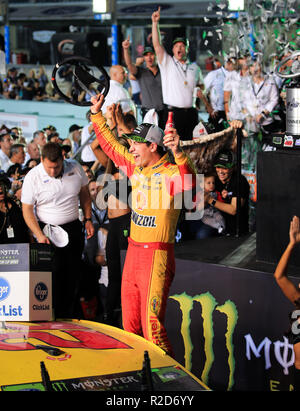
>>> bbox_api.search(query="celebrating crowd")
[0,6,298,385]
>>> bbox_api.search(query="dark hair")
[41,142,63,162]
[123,113,137,130]
[204,170,217,179]
[0,171,11,190]
[25,158,40,168]
[6,163,22,177]
[88,178,97,187]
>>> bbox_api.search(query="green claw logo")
[170,291,238,390]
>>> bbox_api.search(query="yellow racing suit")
[92,112,196,355]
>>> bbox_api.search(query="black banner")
[166,260,297,391]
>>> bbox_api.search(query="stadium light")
[93,0,108,13]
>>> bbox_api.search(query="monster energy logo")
[170,291,238,391]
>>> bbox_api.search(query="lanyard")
[251,78,266,97]
[173,57,189,84]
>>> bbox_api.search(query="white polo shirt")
[21,159,88,226]
[204,67,230,112]
[80,122,97,163]
[101,80,135,115]
[158,53,201,108]
[223,71,251,121]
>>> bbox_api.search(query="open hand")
[289,216,300,246]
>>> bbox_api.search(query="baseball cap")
[172,37,189,47]
[123,123,166,150]
[0,128,11,136]
[214,150,235,168]
[69,124,82,133]
[43,125,56,132]
[143,46,155,55]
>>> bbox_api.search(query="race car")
[0,319,210,392]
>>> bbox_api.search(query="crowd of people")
[0,6,298,384]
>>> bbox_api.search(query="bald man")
[27,141,41,160]
[101,65,136,116]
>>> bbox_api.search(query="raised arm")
[274,216,300,306]
[151,7,165,64]
[122,36,138,76]
[90,94,135,177]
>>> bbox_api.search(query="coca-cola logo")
[34,282,48,302]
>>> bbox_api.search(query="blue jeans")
[188,220,218,240]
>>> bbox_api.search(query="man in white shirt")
[223,54,250,122]
[0,131,13,171]
[204,57,236,132]
[80,110,98,168]
[151,7,203,140]
[4,143,26,172]
[25,140,41,163]
[21,142,94,319]
[101,65,136,117]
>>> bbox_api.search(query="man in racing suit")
[90,95,196,356]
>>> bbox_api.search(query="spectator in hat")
[207,148,250,236]
[68,124,82,153]
[47,132,61,144]
[43,125,57,138]
[61,143,71,159]
[151,7,204,139]
[122,37,166,129]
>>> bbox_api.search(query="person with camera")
[0,172,29,244]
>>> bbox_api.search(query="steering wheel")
[275,51,300,79]
[51,56,110,106]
